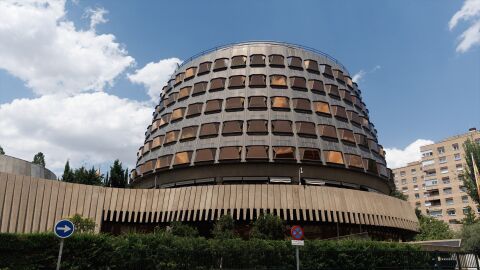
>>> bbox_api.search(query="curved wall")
[0,155,56,180]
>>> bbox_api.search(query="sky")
[0,0,479,176]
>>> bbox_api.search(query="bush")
[168,221,199,237]
[212,215,237,239]
[461,222,480,252]
[68,214,96,233]
[250,213,285,240]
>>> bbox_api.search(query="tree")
[68,214,95,233]
[460,222,480,252]
[213,215,237,239]
[32,152,45,167]
[61,160,75,183]
[251,213,285,240]
[0,145,4,155]
[73,166,103,186]
[109,159,127,188]
[168,221,199,237]
[390,189,408,201]
[461,206,478,225]
[462,139,480,205]
[415,214,454,241]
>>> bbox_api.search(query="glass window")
[295,121,317,137]
[195,148,216,163]
[269,54,285,67]
[247,120,268,134]
[205,99,222,114]
[219,146,242,161]
[159,113,171,127]
[178,86,191,101]
[192,81,208,95]
[452,143,459,151]
[222,120,243,136]
[210,77,226,91]
[290,76,307,89]
[186,103,203,117]
[228,75,246,89]
[248,96,267,110]
[333,69,345,83]
[325,84,340,98]
[156,155,173,169]
[231,55,247,68]
[272,120,293,134]
[174,72,184,85]
[368,139,379,153]
[225,97,245,111]
[347,110,361,126]
[313,101,331,115]
[339,89,353,104]
[246,145,269,160]
[249,74,266,87]
[185,67,197,80]
[199,123,220,138]
[318,125,337,139]
[331,105,348,120]
[308,79,325,93]
[324,151,344,164]
[143,141,151,153]
[173,151,193,166]
[197,62,212,75]
[345,154,363,168]
[166,92,178,107]
[338,129,355,144]
[180,126,198,141]
[354,133,368,147]
[363,158,378,174]
[322,65,334,77]
[271,96,290,110]
[299,148,321,161]
[273,146,296,160]
[304,59,319,73]
[213,58,228,71]
[164,130,179,145]
[287,56,303,69]
[171,108,185,122]
[151,135,164,149]
[292,98,311,112]
[250,54,266,66]
[270,75,287,88]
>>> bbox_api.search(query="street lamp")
[298,167,303,185]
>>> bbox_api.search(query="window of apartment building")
[415,202,421,207]
[413,185,419,191]
[250,54,266,67]
[425,179,438,186]
[440,167,449,174]
[437,146,445,154]
[402,187,408,193]
[422,150,433,157]
[439,156,447,164]
[456,164,463,171]
[248,96,267,110]
[401,179,407,185]
[461,196,469,203]
[463,207,472,214]
[452,143,459,151]
[415,193,420,199]
[429,210,442,217]
[412,177,417,183]
[411,168,416,175]
[445,198,454,205]
[400,171,406,177]
[459,185,467,193]
[422,159,435,167]
[197,62,212,75]
[443,187,452,194]
[425,170,436,177]
[442,177,450,184]
[454,153,461,161]
[447,209,456,216]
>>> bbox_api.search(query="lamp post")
[298,167,303,185]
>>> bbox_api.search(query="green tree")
[460,222,480,252]
[390,189,408,201]
[415,214,454,241]
[251,213,285,240]
[168,221,199,237]
[68,213,96,233]
[73,166,103,186]
[61,160,75,183]
[0,145,4,155]
[461,139,480,205]
[461,206,478,225]
[213,215,237,239]
[32,152,45,167]
[109,159,127,188]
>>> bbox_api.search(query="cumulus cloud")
[352,65,381,83]
[128,58,182,102]
[384,139,434,169]
[449,0,480,53]
[0,0,134,96]
[84,6,108,30]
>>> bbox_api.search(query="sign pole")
[56,238,64,270]
[53,219,75,270]
[296,245,300,270]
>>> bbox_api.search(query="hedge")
[0,233,430,269]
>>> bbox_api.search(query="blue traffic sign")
[54,219,75,239]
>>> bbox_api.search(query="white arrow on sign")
[57,225,71,233]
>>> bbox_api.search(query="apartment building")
[393,128,480,229]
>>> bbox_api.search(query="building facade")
[0,154,56,180]
[393,128,480,229]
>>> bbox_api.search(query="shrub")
[68,214,96,233]
[250,213,285,240]
[168,221,199,237]
[212,214,237,239]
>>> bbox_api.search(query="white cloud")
[128,58,182,102]
[0,0,134,96]
[352,65,381,83]
[84,6,108,30]
[384,139,434,169]
[449,0,480,53]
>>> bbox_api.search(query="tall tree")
[462,206,478,225]
[461,139,480,205]
[72,166,103,186]
[415,214,454,241]
[0,145,4,155]
[109,159,127,188]
[61,160,74,183]
[32,152,45,167]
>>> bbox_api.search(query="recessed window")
[180,126,198,141]
[186,103,203,118]
[250,54,266,66]
[164,130,179,145]
[273,146,296,160]
[318,125,337,139]
[363,158,378,174]
[192,81,208,96]
[290,76,307,90]
[272,120,293,134]
[270,75,287,88]
[249,74,266,87]
[178,86,191,101]
[322,65,334,77]
[197,62,212,75]
[225,97,245,111]
[325,84,340,98]
[195,148,216,163]
[345,154,363,168]
[246,145,269,160]
[292,98,311,112]
[354,133,368,147]
[185,67,197,80]
[359,116,369,128]
[205,99,223,114]
[333,69,345,83]
[271,96,290,111]
[313,101,331,116]
[171,107,186,122]
[210,77,226,91]
[142,160,155,174]
[166,92,178,107]
[231,55,247,68]
[156,155,173,169]
[324,151,344,165]
[269,54,285,67]
[304,59,319,73]
[295,121,317,137]
[219,146,242,161]
[247,120,268,134]
[331,105,348,121]
[308,79,325,93]
[151,135,164,149]
[213,58,228,71]
[248,96,267,110]
[174,72,184,86]
[151,119,160,131]
[228,75,246,89]
[338,129,355,144]
[173,151,193,166]
[159,113,171,127]
[143,141,151,153]
[299,148,321,162]
[222,120,243,136]
[339,89,353,104]
[287,56,303,70]
[199,122,220,138]
[347,110,361,126]
[368,139,379,153]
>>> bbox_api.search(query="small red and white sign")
[291,225,304,240]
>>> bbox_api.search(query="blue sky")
[0,0,479,174]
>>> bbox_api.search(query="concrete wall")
[0,155,56,180]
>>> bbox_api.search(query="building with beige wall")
[393,128,480,229]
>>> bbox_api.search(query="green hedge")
[0,233,429,269]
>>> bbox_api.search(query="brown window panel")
[247,120,268,134]
[151,119,160,131]
[151,135,164,149]
[248,96,267,110]
[173,151,193,166]
[171,107,186,122]
[222,120,243,135]
[345,154,364,169]
[180,126,198,141]
[197,62,212,75]
[250,54,266,66]
[339,89,353,104]
[377,163,388,177]
[137,147,143,158]
[308,79,325,93]
[199,122,220,138]
[322,64,334,77]
[290,76,307,89]
[178,86,191,101]
[143,141,151,153]
[228,75,246,89]
[166,92,178,107]
[249,74,266,87]
[292,98,311,112]
[270,75,287,88]
[269,54,285,67]
[246,145,269,160]
[159,113,171,127]
[363,158,378,174]
[339,129,355,144]
[345,76,353,88]
[271,96,290,110]
[354,133,368,147]
[186,103,203,117]
[231,55,247,68]
[304,59,319,73]
[313,101,331,116]
[210,77,226,91]
[300,148,321,161]
[273,146,296,160]
[225,97,245,111]
[142,159,155,174]
[195,148,216,163]
[295,122,317,137]
[347,110,361,126]
[156,155,173,169]
[205,99,223,114]
[164,130,179,145]
[318,124,337,139]
[287,56,303,69]
[331,105,348,120]
[192,81,208,95]
[324,150,344,165]
[213,58,228,71]
[272,120,293,134]
[184,67,197,80]
[325,84,340,98]
[174,72,184,85]
[368,139,379,153]
[359,116,369,127]
[219,146,242,161]
[333,69,345,83]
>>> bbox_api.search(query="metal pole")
[298,167,303,186]
[56,239,64,270]
[296,246,300,270]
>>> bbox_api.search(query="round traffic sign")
[54,219,75,239]
[291,225,304,240]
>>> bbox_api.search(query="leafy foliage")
[460,222,480,252]
[251,213,285,240]
[212,214,237,239]
[0,145,4,155]
[68,214,96,233]
[32,152,45,167]
[61,160,74,183]
[415,214,454,241]
[390,189,408,201]
[461,139,480,205]
[462,206,478,225]
[104,159,128,188]
[61,161,103,186]
[168,221,199,237]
